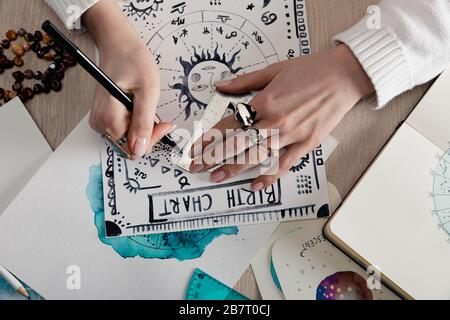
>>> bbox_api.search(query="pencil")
[0,265,29,299]
[41,20,177,150]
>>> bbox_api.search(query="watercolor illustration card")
[271,219,400,300]
[251,182,342,300]
[0,97,52,214]
[97,0,326,238]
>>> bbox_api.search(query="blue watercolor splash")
[270,258,282,292]
[86,164,238,261]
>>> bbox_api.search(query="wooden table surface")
[0,0,430,299]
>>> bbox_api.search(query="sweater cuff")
[46,0,100,31]
[333,18,413,109]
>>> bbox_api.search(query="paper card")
[271,219,400,300]
[251,181,342,300]
[0,116,282,299]
[102,138,332,236]
[0,98,52,214]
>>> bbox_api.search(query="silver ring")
[234,102,257,129]
[247,126,272,157]
[101,133,130,159]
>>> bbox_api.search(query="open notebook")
[325,69,450,300]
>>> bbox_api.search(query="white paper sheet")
[0,116,280,299]
[272,219,399,300]
[0,98,52,214]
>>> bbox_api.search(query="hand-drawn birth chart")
[121,0,309,134]
[432,148,450,241]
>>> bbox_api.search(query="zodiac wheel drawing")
[145,10,280,132]
[432,148,450,239]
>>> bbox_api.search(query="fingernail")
[168,124,177,133]
[133,137,148,158]
[192,145,203,158]
[251,182,265,192]
[211,170,226,183]
[190,163,205,174]
[215,80,232,87]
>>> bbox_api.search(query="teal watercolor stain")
[86,164,238,261]
[270,258,282,292]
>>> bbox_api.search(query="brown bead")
[33,84,43,94]
[1,39,10,49]
[43,53,54,61]
[24,33,34,42]
[11,43,24,57]
[23,69,34,79]
[17,28,26,37]
[22,87,34,100]
[2,60,13,69]
[43,34,53,45]
[50,80,62,92]
[12,71,24,81]
[6,90,16,99]
[22,42,30,52]
[12,82,22,92]
[63,57,76,67]
[6,30,17,41]
[12,56,23,67]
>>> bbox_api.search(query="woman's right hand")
[83,0,173,159]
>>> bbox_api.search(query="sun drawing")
[122,0,164,20]
[170,45,243,120]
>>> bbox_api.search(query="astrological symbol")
[155,54,162,64]
[252,31,264,44]
[203,27,211,35]
[171,17,186,26]
[217,15,232,23]
[179,177,191,190]
[180,28,188,37]
[262,0,272,8]
[171,2,187,14]
[287,49,295,59]
[261,11,277,25]
[172,35,179,45]
[216,26,224,34]
[225,31,238,39]
[242,41,250,49]
[134,168,147,180]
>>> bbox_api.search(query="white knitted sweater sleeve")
[45,0,100,30]
[334,0,450,108]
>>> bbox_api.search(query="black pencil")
[42,20,177,149]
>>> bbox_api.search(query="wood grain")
[0,0,96,151]
[0,0,430,300]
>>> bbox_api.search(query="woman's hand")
[83,0,173,159]
[190,44,375,191]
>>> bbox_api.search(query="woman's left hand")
[189,44,375,191]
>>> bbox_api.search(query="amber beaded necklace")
[0,28,77,105]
